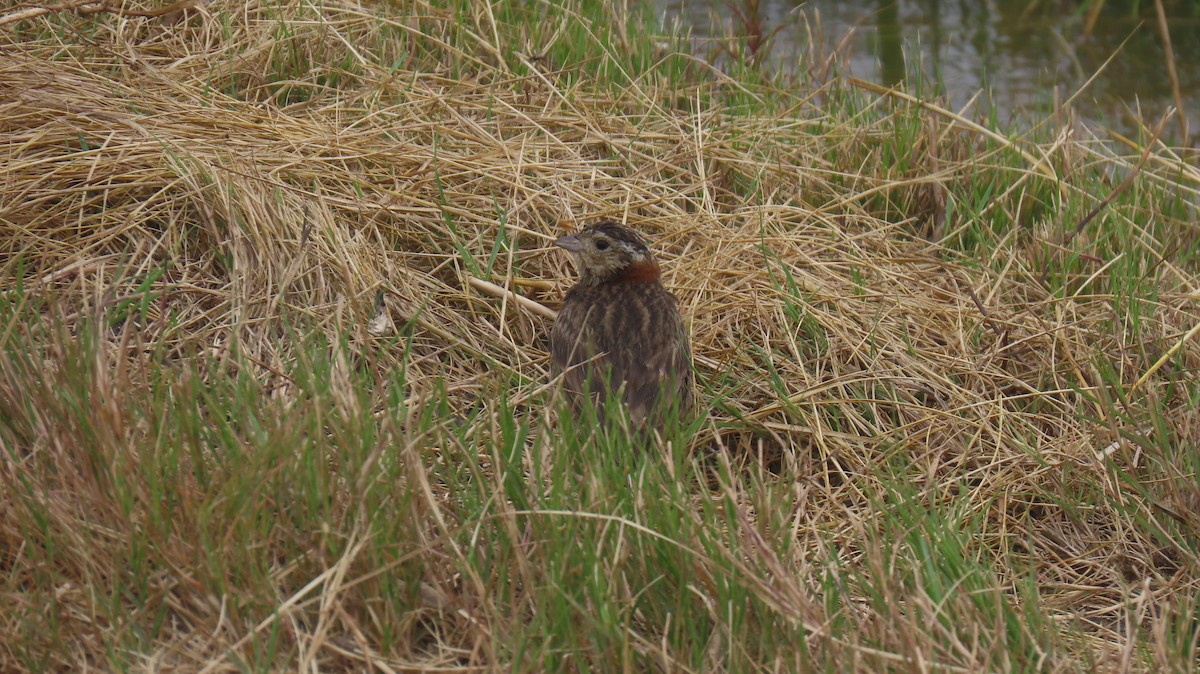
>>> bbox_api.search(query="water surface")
[660,0,1200,140]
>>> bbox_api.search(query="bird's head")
[554,221,661,286]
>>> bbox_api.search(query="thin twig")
[467,276,557,320]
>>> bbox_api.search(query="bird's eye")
[594,238,610,251]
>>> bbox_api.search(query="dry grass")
[2,0,1200,671]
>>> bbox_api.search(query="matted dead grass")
[2,0,1200,671]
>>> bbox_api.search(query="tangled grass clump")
[2,0,1199,671]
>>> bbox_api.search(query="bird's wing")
[550,296,610,403]
[552,285,693,426]
[612,291,693,424]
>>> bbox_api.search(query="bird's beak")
[553,234,583,253]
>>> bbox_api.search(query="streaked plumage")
[550,221,693,429]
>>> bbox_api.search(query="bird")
[549,220,694,432]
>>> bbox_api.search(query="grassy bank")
[2,0,1199,671]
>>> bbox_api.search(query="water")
[659,0,1200,141]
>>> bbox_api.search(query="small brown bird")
[550,221,693,430]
